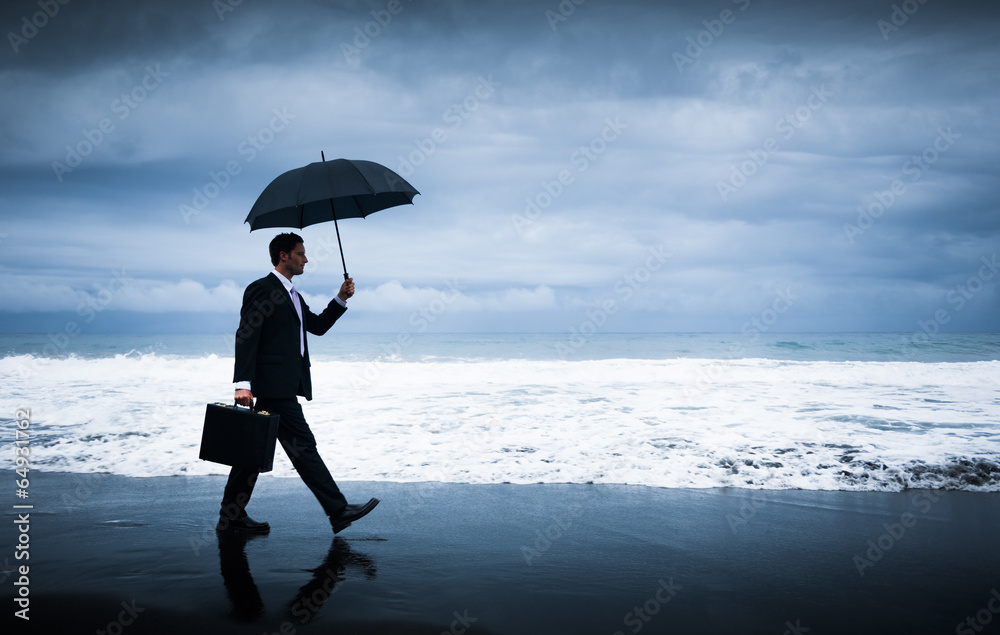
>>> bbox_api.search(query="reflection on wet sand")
[217,535,377,625]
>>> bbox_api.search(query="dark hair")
[269,232,304,266]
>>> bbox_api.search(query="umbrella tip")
[321,150,326,161]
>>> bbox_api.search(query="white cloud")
[0,277,86,313]
[0,277,243,313]
[480,285,557,311]
[302,280,557,314]
[311,280,476,313]
[115,279,243,313]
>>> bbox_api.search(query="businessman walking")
[218,232,378,534]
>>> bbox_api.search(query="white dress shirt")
[234,270,346,392]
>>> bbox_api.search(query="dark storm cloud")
[0,0,997,332]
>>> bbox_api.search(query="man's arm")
[305,278,354,336]
[233,281,267,405]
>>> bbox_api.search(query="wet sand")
[5,471,999,634]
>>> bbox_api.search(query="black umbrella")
[245,152,419,279]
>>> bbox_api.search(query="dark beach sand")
[5,471,998,634]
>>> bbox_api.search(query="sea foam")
[2,353,998,491]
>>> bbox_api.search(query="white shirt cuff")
[334,295,347,308]
[234,381,251,391]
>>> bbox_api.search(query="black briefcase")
[199,402,280,472]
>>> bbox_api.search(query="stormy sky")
[0,0,997,334]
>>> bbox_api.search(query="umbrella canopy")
[245,158,419,230]
[245,156,419,278]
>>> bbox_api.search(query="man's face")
[283,243,307,276]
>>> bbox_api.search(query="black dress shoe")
[217,514,271,534]
[329,498,379,534]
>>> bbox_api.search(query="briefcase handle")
[239,401,271,415]
[218,401,271,416]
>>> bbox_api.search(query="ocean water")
[2,332,999,492]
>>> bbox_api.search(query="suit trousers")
[220,397,349,520]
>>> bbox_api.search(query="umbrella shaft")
[331,202,349,280]
[322,152,349,280]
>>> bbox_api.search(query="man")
[218,232,378,535]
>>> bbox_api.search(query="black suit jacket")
[233,273,347,401]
